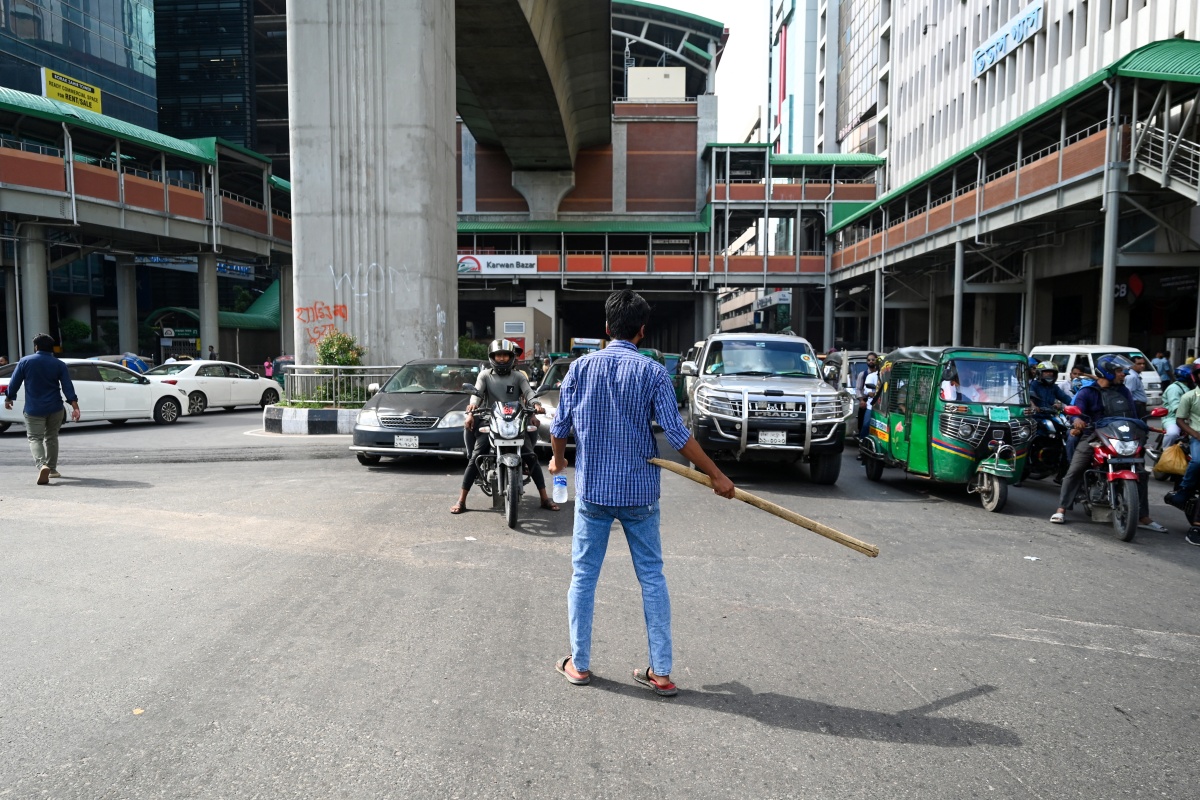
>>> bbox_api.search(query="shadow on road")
[592,678,1020,748]
[51,476,154,489]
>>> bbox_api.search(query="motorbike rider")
[1049,355,1167,531]
[1160,364,1195,450]
[1029,361,1072,415]
[1164,363,1200,529]
[450,338,557,515]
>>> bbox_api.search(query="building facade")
[0,0,157,127]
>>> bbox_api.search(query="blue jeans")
[859,410,873,440]
[568,499,671,675]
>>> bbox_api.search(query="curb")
[262,405,357,435]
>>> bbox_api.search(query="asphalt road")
[2,412,1199,799]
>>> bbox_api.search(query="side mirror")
[1150,406,1168,418]
[461,383,477,393]
[368,383,380,396]
[680,361,697,377]
[251,373,259,380]
[1063,405,1082,416]
[139,377,150,385]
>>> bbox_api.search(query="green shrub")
[316,329,366,366]
[59,318,91,346]
[458,336,488,360]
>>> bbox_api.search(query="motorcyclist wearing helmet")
[1049,354,1167,531]
[1160,364,1196,450]
[1164,363,1200,540]
[451,339,556,514]
[1029,361,1071,415]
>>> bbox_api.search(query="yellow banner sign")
[42,69,102,113]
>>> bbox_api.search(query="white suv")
[1028,345,1163,406]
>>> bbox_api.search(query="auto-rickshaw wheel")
[864,456,884,482]
[978,473,1008,513]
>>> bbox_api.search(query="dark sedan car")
[350,359,482,465]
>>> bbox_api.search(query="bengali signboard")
[41,68,102,113]
[973,0,1043,80]
[457,255,537,275]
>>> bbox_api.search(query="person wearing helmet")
[1160,365,1196,450]
[1165,363,1200,542]
[1028,361,1071,415]
[451,339,556,515]
[1050,354,1167,531]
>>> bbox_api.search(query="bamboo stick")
[650,458,880,558]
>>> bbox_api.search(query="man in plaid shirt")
[549,290,734,696]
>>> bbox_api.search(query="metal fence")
[283,364,402,408]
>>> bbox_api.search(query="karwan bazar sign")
[457,255,537,275]
[973,0,1043,80]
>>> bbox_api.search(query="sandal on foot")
[540,499,560,511]
[1049,512,1065,524]
[556,656,590,685]
[633,667,678,697]
[449,502,468,515]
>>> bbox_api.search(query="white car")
[1028,345,1163,406]
[0,358,189,431]
[144,360,281,414]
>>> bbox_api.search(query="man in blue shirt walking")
[549,291,734,695]
[4,333,81,485]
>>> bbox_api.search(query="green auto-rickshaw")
[858,347,1033,512]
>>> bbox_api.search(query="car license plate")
[758,430,787,445]
[394,435,419,449]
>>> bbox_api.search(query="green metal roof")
[828,38,1200,235]
[269,175,291,193]
[145,279,282,332]
[0,86,213,163]
[682,41,713,63]
[186,137,273,165]
[612,1,724,34]
[458,218,708,234]
[770,153,885,167]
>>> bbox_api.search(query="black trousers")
[461,428,545,492]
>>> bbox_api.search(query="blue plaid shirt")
[551,339,692,506]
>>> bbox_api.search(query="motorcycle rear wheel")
[505,464,520,529]
[1113,480,1138,541]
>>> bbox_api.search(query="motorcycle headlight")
[436,410,466,429]
[357,408,379,427]
[1109,438,1138,456]
[496,418,522,439]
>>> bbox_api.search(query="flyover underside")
[456,0,610,170]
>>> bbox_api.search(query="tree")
[316,329,366,366]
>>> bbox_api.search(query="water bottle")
[552,474,569,504]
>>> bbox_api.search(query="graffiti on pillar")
[295,301,348,346]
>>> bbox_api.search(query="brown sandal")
[540,498,560,511]
[449,502,468,515]
[556,656,590,685]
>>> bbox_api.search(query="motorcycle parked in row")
[468,400,540,529]
[1163,434,1200,531]
[1064,405,1165,541]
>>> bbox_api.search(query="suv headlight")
[357,408,379,427]
[436,410,466,428]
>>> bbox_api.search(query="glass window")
[146,363,192,376]
[199,365,226,378]
[384,363,481,393]
[228,365,256,379]
[540,360,575,389]
[702,339,819,378]
[944,360,1027,404]
[67,364,102,382]
[97,364,141,384]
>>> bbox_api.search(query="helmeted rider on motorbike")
[1029,361,1072,415]
[1160,364,1196,450]
[1164,363,1200,535]
[451,338,557,515]
[1049,354,1167,531]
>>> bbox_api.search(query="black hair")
[33,333,55,351]
[867,352,878,358]
[605,290,650,340]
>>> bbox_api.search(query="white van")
[1028,345,1163,406]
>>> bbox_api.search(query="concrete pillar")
[279,263,294,357]
[952,240,964,347]
[973,295,996,347]
[512,171,575,221]
[116,262,138,354]
[19,224,49,343]
[525,288,556,353]
[927,276,937,346]
[1099,185,1119,343]
[4,265,18,360]
[1021,256,1035,351]
[613,121,627,213]
[288,0,457,364]
[198,252,219,359]
[873,270,884,352]
[795,289,807,340]
[823,282,834,352]
[700,292,717,337]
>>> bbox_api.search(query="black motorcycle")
[1164,435,1199,530]
[1065,410,1152,541]
[468,401,539,529]
[1022,411,1069,482]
